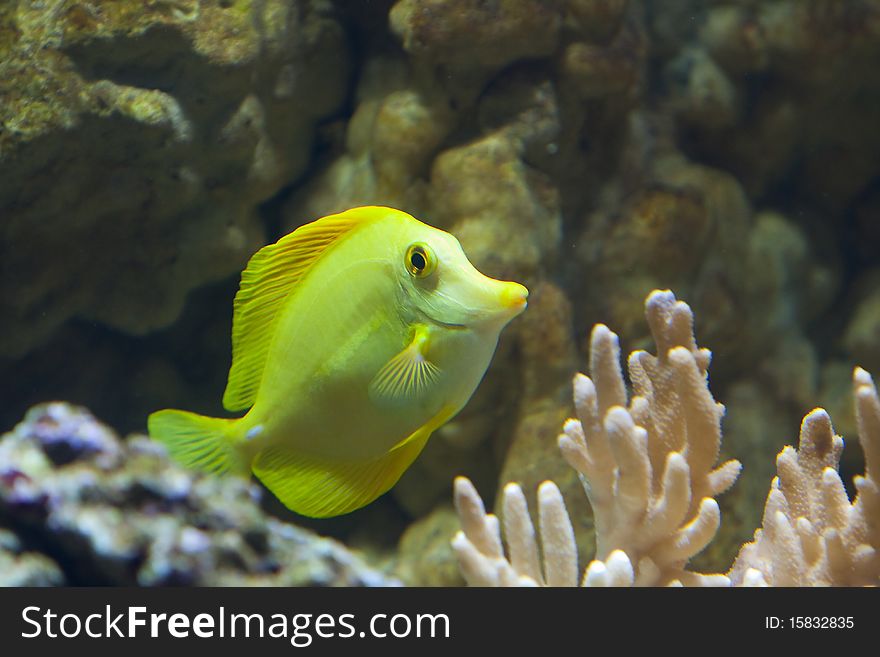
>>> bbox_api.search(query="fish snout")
[452,260,529,329]
[484,279,528,326]
[500,281,529,313]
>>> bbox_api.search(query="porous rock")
[0,402,395,586]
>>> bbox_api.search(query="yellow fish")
[148,206,528,517]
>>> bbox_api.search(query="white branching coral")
[452,478,578,586]
[452,290,742,586]
[452,288,880,587]
[729,368,880,586]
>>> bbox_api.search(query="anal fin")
[253,405,456,518]
[253,433,429,518]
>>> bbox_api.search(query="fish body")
[148,206,527,517]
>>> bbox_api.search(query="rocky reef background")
[2,0,879,585]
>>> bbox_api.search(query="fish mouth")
[483,281,528,326]
[500,282,529,313]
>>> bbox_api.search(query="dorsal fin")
[222,206,396,412]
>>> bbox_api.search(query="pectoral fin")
[369,324,440,403]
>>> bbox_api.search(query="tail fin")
[147,409,244,475]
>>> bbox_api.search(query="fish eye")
[406,243,436,278]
